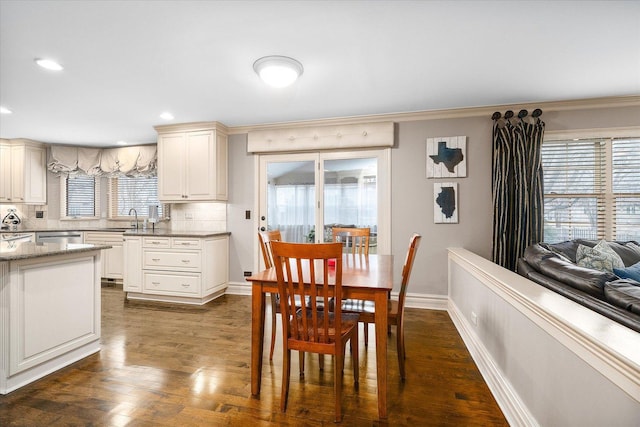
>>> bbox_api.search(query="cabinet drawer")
[171,238,201,249]
[144,272,199,295]
[143,237,171,248]
[143,250,201,270]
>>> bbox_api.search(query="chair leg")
[363,322,369,346]
[319,354,324,370]
[334,347,343,422]
[269,293,278,360]
[299,351,305,377]
[352,328,359,389]
[397,322,406,381]
[281,348,291,412]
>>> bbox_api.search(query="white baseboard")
[448,300,537,427]
[225,281,252,296]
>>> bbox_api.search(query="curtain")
[47,145,157,177]
[491,109,545,270]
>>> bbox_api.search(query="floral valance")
[48,144,157,177]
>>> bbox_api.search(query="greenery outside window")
[542,134,640,243]
[60,174,100,219]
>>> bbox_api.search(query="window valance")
[247,121,394,153]
[48,144,157,177]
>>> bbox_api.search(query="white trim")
[545,126,640,141]
[390,291,448,311]
[225,281,252,296]
[448,300,536,427]
[228,96,640,135]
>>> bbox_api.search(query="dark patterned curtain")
[491,109,545,270]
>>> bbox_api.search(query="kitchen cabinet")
[0,139,47,204]
[155,122,228,202]
[123,233,228,304]
[84,231,124,282]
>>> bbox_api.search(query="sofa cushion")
[609,242,640,267]
[614,261,640,282]
[604,280,640,315]
[536,255,617,299]
[576,241,624,273]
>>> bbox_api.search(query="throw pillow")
[613,261,640,282]
[576,240,625,273]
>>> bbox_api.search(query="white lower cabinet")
[84,231,124,281]
[123,234,228,304]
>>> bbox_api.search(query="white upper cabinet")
[0,139,47,204]
[155,122,228,202]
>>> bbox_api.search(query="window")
[542,136,640,242]
[108,176,166,219]
[60,174,100,219]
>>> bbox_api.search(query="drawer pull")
[181,259,190,263]
[151,241,161,245]
[152,258,160,262]
[152,281,160,285]
[181,283,189,287]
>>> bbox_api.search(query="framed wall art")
[433,182,458,224]
[426,136,467,178]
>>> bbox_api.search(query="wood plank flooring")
[0,287,507,426]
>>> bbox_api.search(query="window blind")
[542,139,606,241]
[64,175,99,218]
[612,138,640,241]
[109,176,166,218]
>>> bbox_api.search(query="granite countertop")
[0,242,112,261]
[0,227,132,233]
[122,229,231,238]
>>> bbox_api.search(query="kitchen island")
[0,242,110,394]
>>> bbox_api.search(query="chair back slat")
[258,230,282,269]
[332,227,370,256]
[272,242,343,345]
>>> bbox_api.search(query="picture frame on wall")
[433,182,458,224]
[426,136,467,178]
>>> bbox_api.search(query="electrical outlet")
[471,311,478,326]
[245,210,251,220]
[35,211,44,218]
[243,271,252,277]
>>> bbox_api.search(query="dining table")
[246,253,394,419]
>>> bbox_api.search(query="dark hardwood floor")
[0,287,507,426]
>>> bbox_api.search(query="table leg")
[251,284,266,396]
[374,291,388,418]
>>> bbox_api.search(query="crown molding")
[154,121,229,135]
[227,96,640,135]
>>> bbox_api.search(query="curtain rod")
[492,108,542,120]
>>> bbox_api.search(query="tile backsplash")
[170,202,227,231]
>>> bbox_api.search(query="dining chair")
[271,241,360,422]
[332,227,370,256]
[258,230,282,361]
[341,233,421,380]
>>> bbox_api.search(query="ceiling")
[1,1,638,147]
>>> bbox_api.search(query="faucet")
[128,208,138,229]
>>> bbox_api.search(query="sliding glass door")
[258,149,390,266]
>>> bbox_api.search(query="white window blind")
[542,136,640,242]
[61,175,100,218]
[108,176,167,219]
[612,138,640,241]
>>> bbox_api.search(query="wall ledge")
[447,247,640,403]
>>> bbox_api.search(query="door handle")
[260,227,266,231]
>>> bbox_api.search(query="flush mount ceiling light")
[34,58,64,71]
[159,112,174,120]
[0,106,12,114]
[253,55,303,88]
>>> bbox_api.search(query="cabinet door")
[216,133,228,200]
[23,145,47,204]
[123,237,142,292]
[105,243,124,279]
[185,130,215,200]
[158,133,186,201]
[0,143,11,202]
[10,145,25,202]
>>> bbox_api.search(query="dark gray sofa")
[517,239,640,333]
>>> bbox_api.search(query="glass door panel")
[323,157,378,253]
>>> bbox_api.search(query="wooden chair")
[271,241,359,422]
[258,230,282,361]
[341,233,421,380]
[332,227,370,256]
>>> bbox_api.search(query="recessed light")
[253,55,303,88]
[0,106,12,114]
[35,58,64,71]
[116,140,127,146]
[160,112,174,120]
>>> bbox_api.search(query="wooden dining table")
[246,253,394,419]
